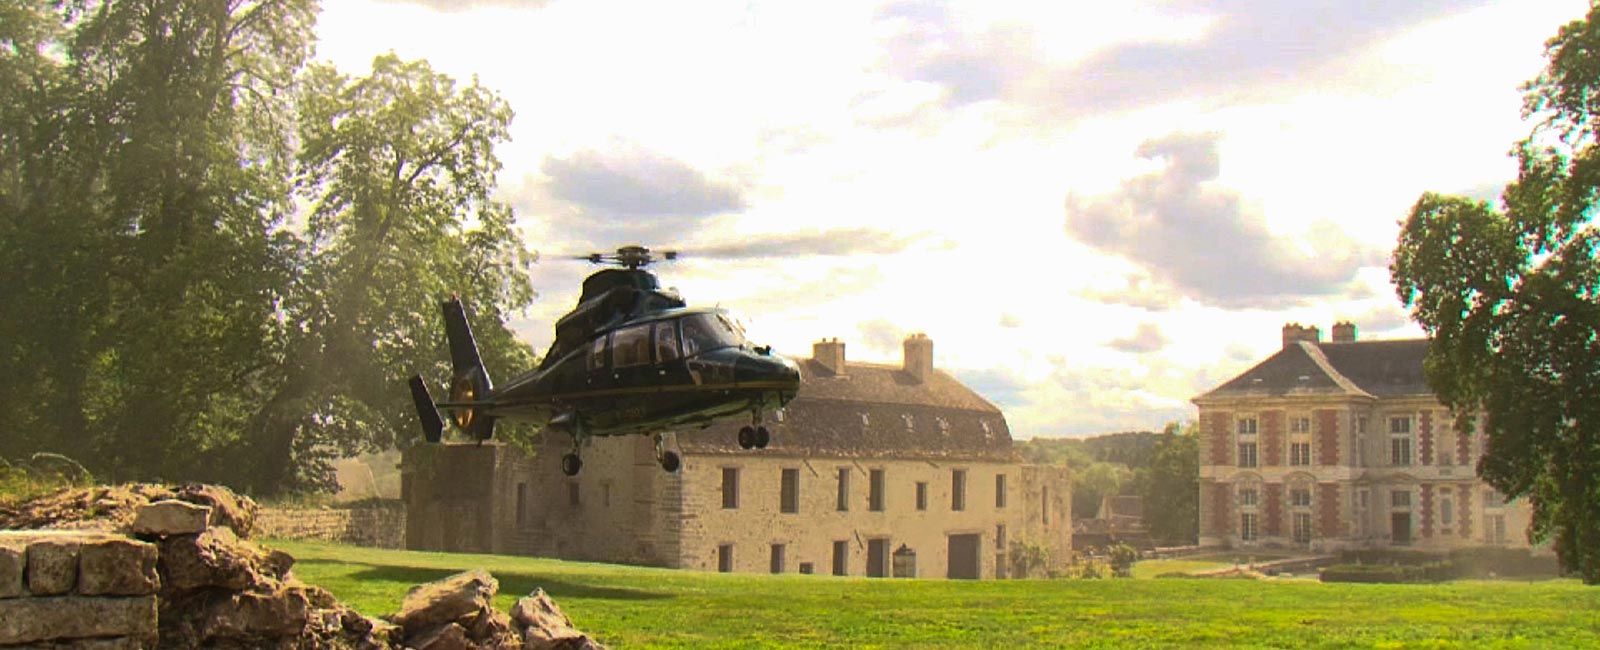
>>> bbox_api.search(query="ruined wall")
[0,531,159,649]
[256,502,406,549]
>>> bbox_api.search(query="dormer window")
[860,412,871,427]
[937,417,950,433]
[902,413,914,431]
[980,420,992,435]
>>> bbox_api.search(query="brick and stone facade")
[404,334,1071,579]
[1193,322,1539,553]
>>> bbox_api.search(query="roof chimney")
[903,332,933,383]
[812,337,846,375]
[1281,323,1321,349]
[1331,321,1357,343]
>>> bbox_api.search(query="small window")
[836,467,850,512]
[781,468,800,514]
[1239,488,1259,507]
[902,413,914,430]
[860,412,871,427]
[722,467,740,509]
[832,540,849,576]
[588,335,607,370]
[996,524,1007,549]
[1289,442,1311,466]
[718,544,734,573]
[799,562,814,575]
[1237,417,1258,435]
[655,321,680,362]
[1392,490,1412,507]
[770,544,786,574]
[1290,417,1311,433]
[1357,416,1369,433]
[995,474,1008,509]
[612,324,652,367]
[1390,416,1412,434]
[1290,488,1312,508]
[951,469,967,511]
[915,481,928,511]
[869,469,885,512]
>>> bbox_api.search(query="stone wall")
[256,502,406,549]
[0,531,159,649]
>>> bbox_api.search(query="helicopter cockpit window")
[589,335,607,370]
[680,313,743,357]
[655,321,680,362]
[612,324,652,368]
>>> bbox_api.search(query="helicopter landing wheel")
[754,426,771,449]
[659,451,682,473]
[561,453,583,477]
[737,426,756,450]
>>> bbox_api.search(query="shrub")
[1319,562,1454,584]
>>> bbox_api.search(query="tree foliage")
[1141,422,1199,545]
[1391,4,1600,583]
[0,0,536,495]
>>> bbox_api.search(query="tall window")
[1238,485,1259,541]
[1440,490,1455,532]
[1290,488,1313,544]
[1390,416,1413,466]
[1487,515,1507,545]
[915,481,928,511]
[836,467,850,512]
[995,473,1008,509]
[1237,417,1259,468]
[996,524,1007,549]
[951,469,967,511]
[721,467,740,510]
[770,544,786,574]
[718,544,734,573]
[832,540,849,576]
[780,468,799,514]
[869,469,886,512]
[516,482,528,527]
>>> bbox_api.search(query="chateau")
[403,334,1072,579]
[1192,323,1538,552]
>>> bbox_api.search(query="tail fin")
[408,375,445,443]
[441,295,496,441]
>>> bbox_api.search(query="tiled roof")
[677,359,1015,461]
[1195,338,1433,402]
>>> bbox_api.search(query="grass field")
[273,540,1600,649]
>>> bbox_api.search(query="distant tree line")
[0,1,537,495]
[1016,422,1198,545]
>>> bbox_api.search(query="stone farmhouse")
[1192,322,1539,552]
[403,334,1072,579]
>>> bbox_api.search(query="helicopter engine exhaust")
[442,295,496,441]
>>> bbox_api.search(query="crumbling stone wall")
[1,486,605,650]
[0,531,159,648]
[256,502,405,549]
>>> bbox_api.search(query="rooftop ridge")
[1298,341,1374,398]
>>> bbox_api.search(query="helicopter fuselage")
[451,307,800,438]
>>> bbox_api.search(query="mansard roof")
[677,359,1016,461]
[1193,338,1432,402]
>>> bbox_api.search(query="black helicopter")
[407,245,801,476]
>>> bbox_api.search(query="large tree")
[0,1,537,495]
[1392,4,1600,583]
[1140,422,1198,545]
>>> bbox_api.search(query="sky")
[315,0,1589,438]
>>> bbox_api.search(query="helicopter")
[407,245,802,476]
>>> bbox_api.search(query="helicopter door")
[654,320,693,386]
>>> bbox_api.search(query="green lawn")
[273,540,1600,649]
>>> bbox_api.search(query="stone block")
[78,538,160,596]
[0,595,157,645]
[26,538,81,595]
[0,540,22,598]
[131,500,210,536]
[390,569,498,632]
[409,622,472,650]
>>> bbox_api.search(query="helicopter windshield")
[680,312,745,356]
